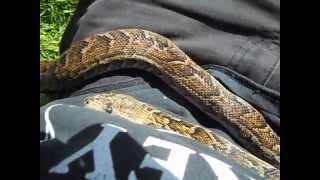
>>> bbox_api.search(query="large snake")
[84,93,279,179]
[40,29,280,170]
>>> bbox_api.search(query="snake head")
[83,93,116,113]
[83,93,139,115]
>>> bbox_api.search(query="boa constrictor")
[40,29,280,172]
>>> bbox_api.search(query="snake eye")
[83,99,88,104]
[104,106,113,113]
[83,98,90,104]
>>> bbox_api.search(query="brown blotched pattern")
[83,93,280,180]
[40,29,280,169]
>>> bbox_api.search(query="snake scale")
[40,29,280,173]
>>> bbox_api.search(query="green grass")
[40,0,78,61]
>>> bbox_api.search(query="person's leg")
[59,0,280,91]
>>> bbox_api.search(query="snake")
[84,93,279,179]
[40,29,280,170]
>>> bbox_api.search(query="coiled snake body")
[40,29,280,176]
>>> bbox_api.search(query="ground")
[40,0,78,62]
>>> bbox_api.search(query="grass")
[40,0,78,61]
